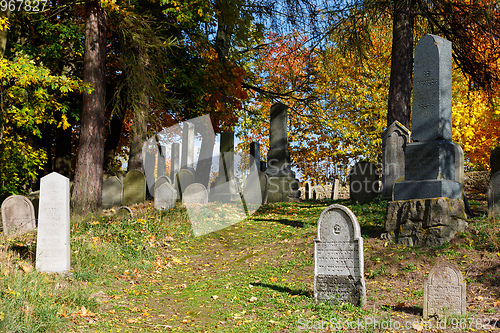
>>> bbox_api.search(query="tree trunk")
[71,0,107,215]
[387,0,415,129]
[0,9,10,58]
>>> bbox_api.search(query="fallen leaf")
[211,295,219,300]
[19,262,32,273]
[249,296,257,303]
[493,301,500,307]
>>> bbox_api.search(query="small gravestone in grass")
[102,176,123,208]
[116,206,133,217]
[123,170,146,205]
[1,195,36,237]
[154,175,171,192]
[488,171,500,218]
[35,172,70,273]
[314,204,366,306]
[182,183,208,206]
[155,183,177,210]
[423,262,466,319]
[175,169,195,200]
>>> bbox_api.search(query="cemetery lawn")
[1,199,500,332]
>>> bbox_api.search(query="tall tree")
[71,0,107,215]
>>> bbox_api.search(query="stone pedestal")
[267,176,300,203]
[384,197,467,247]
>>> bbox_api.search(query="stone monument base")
[209,177,241,202]
[267,176,300,203]
[384,197,467,247]
[394,179,462,200]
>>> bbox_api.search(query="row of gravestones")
[315,204,466,319]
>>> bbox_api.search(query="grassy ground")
[1,198,499,332]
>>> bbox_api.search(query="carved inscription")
[315,242,359,275]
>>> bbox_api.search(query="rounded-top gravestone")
[102,176,123,208]
[1,195,36,237]
[182,183,208,206]
[123,170,146,205]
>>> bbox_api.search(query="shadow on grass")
[253,282,312,298]
[253,218,304,228]
[388,304,423,316]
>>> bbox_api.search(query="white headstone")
[155,183,177,210]
[314,204,366,306]
[1,195,36,237]
[182,183,208,206]
[35,172,70,273]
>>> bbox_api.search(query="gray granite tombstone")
[35,172,70,273]
[491,146,500,177]
[488,171,500,218]
[154,175,171,193]
[170,142,180,182]
[154,183,177,210]
[1,195,36,237]
[314,204,366,306]
[182,183,208,205]
[123,170,147,205]
[313,186,326,200]
[144,144,157,198]
[242,170,268,214]
[331,179,340,200]
[181,122,194,170]
[393,34,463,201]
[157,144,166,177]
[423,262,466,319]
[350,161,380,204]
[250,142,261,171]
[305,182,312,200]
[209,132,240,202]
[102,176,123,208]
[381,121,410,199]
[175,168,195,200]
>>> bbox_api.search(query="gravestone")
[182,183,208,206]
[305,182,312,200]
[314,204,366,306]
[331,179,340,200]
[488,171,500,218]
[423,262,466,319]
[102,176,123,208]
[242,171,269,213]
[157,145,166,177]
[313,186,326,200]
[387,34,466,247]
[154,183,177,210]
[116,206,133,217]
[1,195,36,237]
[209,132,240,202]
[123,170,147,205]
[144,144,157,198]
[491,146,500,177]
[250,142,261,171]
[350,161,380,204]
[175,168,195,200]
[181,122,194,170]
[381,121,410,199]
[35,172,70,273]
[154,175,171,193]
[265,103,300,202]
[170,142,180,182]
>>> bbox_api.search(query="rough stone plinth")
[385,197,467,247]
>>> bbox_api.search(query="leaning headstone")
[381,121,410,199]
[116,206,133,217]
[488,171,500,218]
[154,183,177,210]
[1,195,36,237]
[102,176,123,208]
[35,172,70,273]
[423,262,466,319]
[314,204,366,306]
[182,183,208,206]
[350,161,379,204]
[123,170,147,205]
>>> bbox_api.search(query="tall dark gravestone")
[209,132,240,202]
[170,142,180,183]
[381,121,410,199]
[265,103,300,202]
[385,34,467,247]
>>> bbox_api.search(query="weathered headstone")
[181,122,194,170]
[313,186,326,200]
[1,195,36,237]
[423,262,466,319]
[265,103,300,202]
[154,183,177,210]
[35,172,70,273]
[387,34,466,247]
[154,175,171,192]
[250,142,261,171]
[242,171,268,213]
[314,204,366,306]
[123,170,147,205]
[170,142,180,182]
[491,146,500,177]
[157,145,166,177]
[350,161,380,204]
[182,183,208,205]
[116,206,133,217]
[209,132,240,202]
[102,176,123,208]
[175,168,195,200]
[305,182,312,200]
[144,143,157,198]
[488,171,500,218]
[381,121,410,199]
[331,179,340,200]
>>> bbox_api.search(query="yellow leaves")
[57,114,71,130]
[0,16,9,31]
